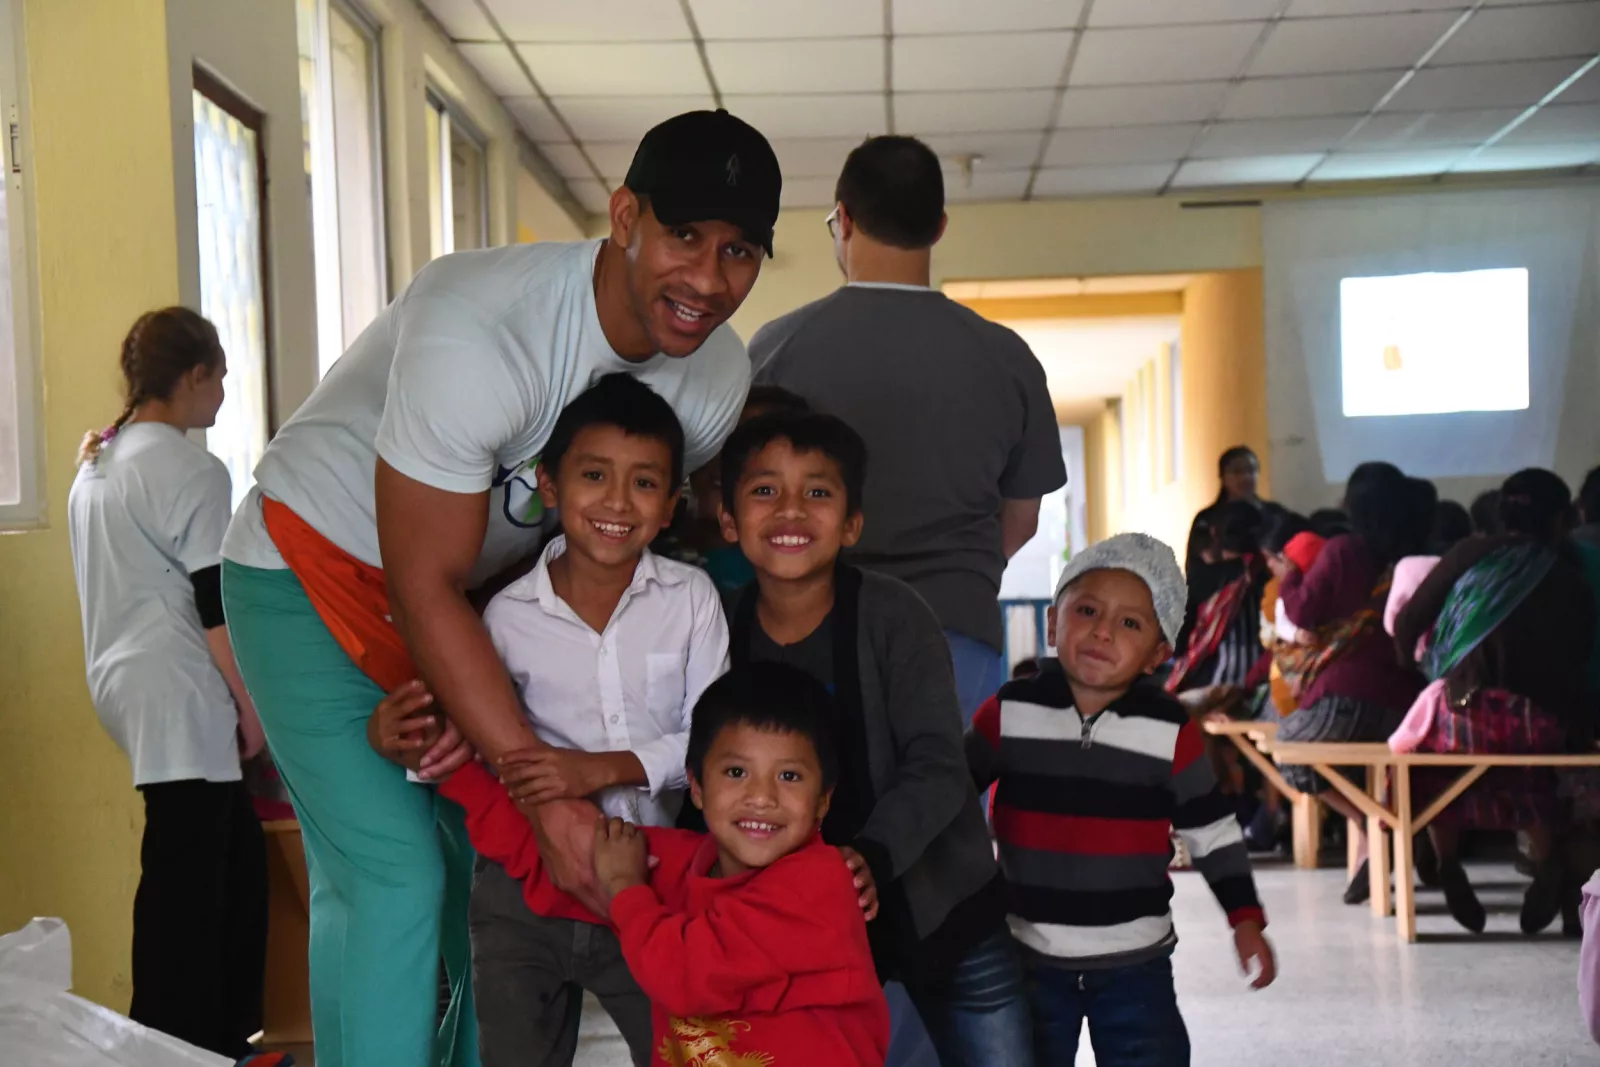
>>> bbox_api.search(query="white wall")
[1263,183,1600,513]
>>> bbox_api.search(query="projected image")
[1340,267,1530,417]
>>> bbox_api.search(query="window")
[426,91,486,259]
[0,0,40,528]
[297,0,386,377]
[193,69,272,511]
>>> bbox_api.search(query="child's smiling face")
[720,438,862,583]
[690,721,832,878]
[539,423,679,568]
[1049,568,1171,693]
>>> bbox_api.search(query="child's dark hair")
[1258,508,1311,555]
[685,663,841,792]
[719,410,868,516]
[743,385,811,419]
[1308,507,1351,538]
[80,307,224,465]
[1470,489,1504,537]
[1214,499,1265,556]
[541,373,686,487]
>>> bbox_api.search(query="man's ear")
[537,463,559,511]
[932,212,949,246]
[609,187,642,249]
[688,771,705,812]
[1143,641,1174,675]
[841,509,864,549]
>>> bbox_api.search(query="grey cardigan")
[732,564,1004,975]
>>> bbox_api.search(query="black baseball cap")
[623,110,781,257]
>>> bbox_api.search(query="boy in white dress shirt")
[460,373,729,1066]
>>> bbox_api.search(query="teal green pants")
[223,562,479,1067]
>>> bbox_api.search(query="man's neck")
[592,238,657,362]
[548,544,639,635]
[845,240,932,289]
[754,567,836,646]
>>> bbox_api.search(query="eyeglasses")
[824,206,841,239]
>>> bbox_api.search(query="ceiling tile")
[1031,163,1176,197]
[518,42,710,95]
[551,95,717,141]
[1222,71,1400,118]
[920,131,1048,169]
[1043,123,1198,166]
[485,0,690,41]
[1056,82,1231,126]
[1091,0,1284,27]
[1452,141,1600,172]
[689,0,882,39]
[1171,154,1323,187]
[538,142,591,180]
[770,137,862,178]
[895,90,1058,134]
[1307,149,1464,180]
[1388,58,1590,110]
[1248,12,1459,77]
[419,0,497,40]
[1499,103,1600,144]
[454,43,531,97]
[1071,23,1267,86]
[504,96,568,140]
[780,176,839,209]
[894,32,1073,91]
[722,94,887,139]
[944,168,1033,202]
[893,0,1084,36]
[1287,0,1478,13]
[1432,3,1600,66]
[706,38,883,94]
[574,142,639,182]
[568,178,613,215]
[1343,108,1521,150]
[1194,115,1364,157]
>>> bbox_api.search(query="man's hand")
[367,680,443,775]
[1234,921,1277,990]
[593,816,650,909]
[839,847,880,921]
[524,797,608,913]
[498,747,636,804]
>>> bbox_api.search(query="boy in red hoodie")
[373,662,890,1066]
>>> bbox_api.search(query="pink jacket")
[1582,870,1600,1044]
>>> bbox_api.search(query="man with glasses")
[218,110,778,1067]
[750,135,1062,1067]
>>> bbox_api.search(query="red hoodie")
[441,763,890,1067]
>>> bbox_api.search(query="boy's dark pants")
[130,779,267,1057]
[470,859,654,1067]
[1026,953,1190,1067]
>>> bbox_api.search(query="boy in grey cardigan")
[712,410,1032,1067]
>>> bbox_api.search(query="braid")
[79,307,221,466]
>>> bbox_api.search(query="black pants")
[130,778,268,1057]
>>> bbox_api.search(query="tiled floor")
[274,860,1598,1067]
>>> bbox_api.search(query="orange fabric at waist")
[263,497,418,693]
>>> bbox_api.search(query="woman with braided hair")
[68,306,267,1056]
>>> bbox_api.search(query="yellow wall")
[0,0,181,1010]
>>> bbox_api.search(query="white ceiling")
[1009,316,1183,405]
[422,0,1600,213]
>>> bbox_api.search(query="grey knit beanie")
[1052,532,1187,646]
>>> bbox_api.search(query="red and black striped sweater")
[966,668,1265,969]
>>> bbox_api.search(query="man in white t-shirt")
[220,110,779,1067]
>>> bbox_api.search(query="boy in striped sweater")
[967,532,1276,1066]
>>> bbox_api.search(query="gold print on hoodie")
[659,1016,775,1067]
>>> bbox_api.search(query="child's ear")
[688,771,705,811]
[536,462,559,510]
[841,509,864,549]
[1143,641,1173,674]
[1046,604,1059,649]
[815,786,833,825]
[717,503,740,546]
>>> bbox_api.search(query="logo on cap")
[726,153,741,187]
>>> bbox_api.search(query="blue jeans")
[887,928,1034,1067]
[946,630,1005,729]
[1028,955,1190,1067]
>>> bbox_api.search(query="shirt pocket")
[645,652,687,728]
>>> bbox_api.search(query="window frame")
[0,0,42,529]
[426,87,488,257]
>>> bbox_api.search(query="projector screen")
[1339,268,1529,418]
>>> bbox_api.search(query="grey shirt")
[751,284,1066,651]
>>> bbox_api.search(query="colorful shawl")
[1166,568,1253,693]
[1422,541,1556,683]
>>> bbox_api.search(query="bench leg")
[1348,816,1362,881]
[1393,766,1417,943]
[1369,765,1392,917]
[1292,793,1321,869]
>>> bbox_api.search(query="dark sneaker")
[1344,859,1371,905]
[1522,861,1563,935]
[1439,860,1487,933]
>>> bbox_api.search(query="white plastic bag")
[0,918,232,1067]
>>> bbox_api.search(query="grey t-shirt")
[750,284,1065,651]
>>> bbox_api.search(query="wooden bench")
[1268,741,1600,942]
[261,820,312,1045]
[1203,720,1336,871]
